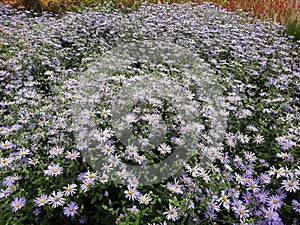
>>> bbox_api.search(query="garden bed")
[0,2,300,225]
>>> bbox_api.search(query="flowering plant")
[0,2,300,225]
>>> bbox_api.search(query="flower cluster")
[0,2,299,224]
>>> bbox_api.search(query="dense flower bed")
[0,2,300,225]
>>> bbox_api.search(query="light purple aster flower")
[63,202,79,217]
[48,191,65,208]
[10,196,26,212]
[44,163,63,176]
[163,203,180,221]
[292,199,300,214]
[267,195,283,211]
[34,194,49,207]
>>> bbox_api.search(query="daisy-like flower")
[10,196,26,212]
[163,204,179,221]
[138,194,152,205]
[101,163,113,173]
[129,205,139,215]
[157,143,172,154]
[34,194,49,206]
[95,129,111,143]
[276,152,292,161]
[267,195,283,211]
[63,202,79,217]
[48,191,66,208]
[246,179,260,193]
[244,151,257,162]
[134,154,147,165]
[255,189,269,203]
[259,173,272,184]
[116,169,129,180]
[204,209,217,221]
[63,184,77,196]
[108,154,121,167]
[0,188,12,198]
[80,179,95,192]
[44,163,63,176]
[17,148,30,159]
[127,176,139,187]
[208,199,221,212]
[65,150,80,160]
[0,140,14,150]
[263,208,281,223]
[218,191,230,210]
[292,199,300,214]
[281,179,300,192]
[279,166,293,178]
[254,134,264,144]
[124,186,140,201]
[49,146,64,157]
[101,144,115,156]
[125,113,138,124]
[268,166,282,179]
[99,174,109,184]
[186,164,201,177]
[126,145,138,157]
[85,171,98,181]
[235,205,250,220]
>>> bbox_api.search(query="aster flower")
[0,188,12,198]
[292,199,300,214]
[65,150,80,160]
[63,184,77,196]
[99,174,109,184]
[80,179,95,192]
[129,205,139,215]
[208,199,221,212]
[10,196,26,212]
[63,202,79,217]
[281,179,300,192]
[157,143,172,154]
[267,195,283,211]
[34,194,49,207]
[244,151,257,162]
[268,166,282,179]
[49,146,64,157]
[163,204,179,221]
[218,191,230,210]
[48,191,65,208]
[186,164,201,177]
[263,208,281,224]
[246,179,260,193]
[254,134,264,144]
[124,186,140,201]
[101,144,116,156]
[44,163,63,176]
[138,194,152,205]
[125,145,138,158]
[259,173,272,184]
[108,154,121,167]
[234,205,250,220]
[204,209,217,221]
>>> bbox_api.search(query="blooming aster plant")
[0,1,300,225]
